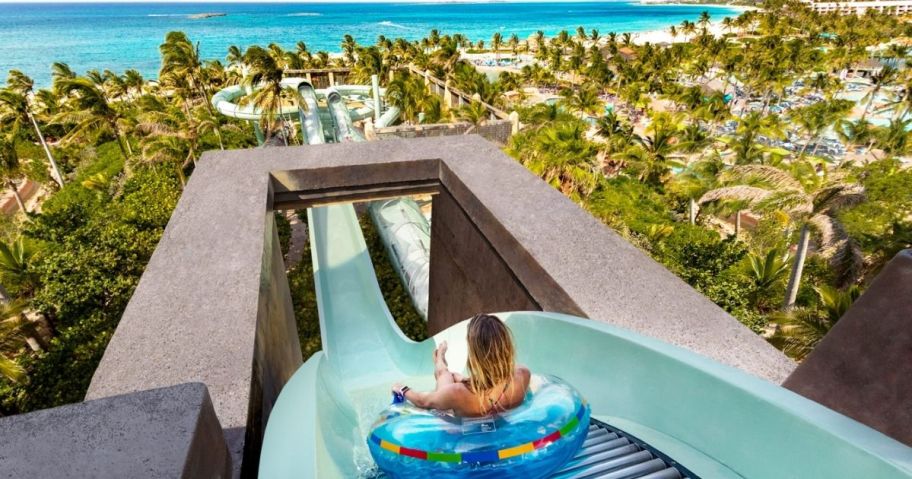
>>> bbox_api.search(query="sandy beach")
[631,12,752,45]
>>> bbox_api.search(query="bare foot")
[437,341,448,365]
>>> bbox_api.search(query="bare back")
[393,337,532,417]
[446,366,531,417]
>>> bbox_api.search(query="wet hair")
[466,314,516,409]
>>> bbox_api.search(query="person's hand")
[392,382,405,394]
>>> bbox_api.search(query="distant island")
[188,13,227,20]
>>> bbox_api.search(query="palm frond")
[808,214,864,287]
[754,189,813,215]
[727,164,803,191]
[698,185,771,206]
[814,184,866,213]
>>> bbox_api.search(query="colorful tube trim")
[369,402,588,464]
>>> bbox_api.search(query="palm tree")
[455,101,489,126]
[835,118,874,157]
[559,86,602,118]
[341,34,358,65]
[352,46,390,85]
[0,238,39,299]
[743,248,791,310]
[50,62,76,92]
[532,30,545,53]
[509,122,599,202]
[160,31,213,114]
[879,77,912,120]
[576,26,587,43]
[491,32,503,59]
[595,110,633,149]
[621,32,633,47]
[122,69,145,99]
[873,118,912,158]
[242,46,289,143]
[0,71,65,187]
[54,77,133,159]
[668,153,725,224]
[723,112,784,164]
[793,100,853,157]
[621,115,683,186]
[770,285,860,359]
[681,20,697,42]
[859,65,897,121]
[0,136,26,213]
[509,34,520,56]
[699,164,865,307]
[0,304,31,383]
[385,72,430,124]
[698,11,711,30]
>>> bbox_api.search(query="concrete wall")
[0,383,231,478]
[371,120,514,146]
[427,187,540,333]
[784,249,912,447]
[242,215,305,476]
[86,185,302,477]
[61,136,793,476]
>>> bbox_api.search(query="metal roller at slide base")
[372,419,695,479]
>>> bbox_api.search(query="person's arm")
[392,382,460,410]
[408,383,462,410]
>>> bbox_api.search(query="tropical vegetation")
[1,0,911,416]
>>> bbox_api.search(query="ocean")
[0,2,740,86]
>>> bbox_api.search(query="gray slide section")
[296,81,326,145]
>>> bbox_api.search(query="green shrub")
[285,208,428,363]
[1,165,180,414]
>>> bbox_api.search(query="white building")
[802,0,912,15]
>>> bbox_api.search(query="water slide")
[326,87,366,143]
[296,81,326,145]
[259,204,912,478]
[368,198,431,320]
[211,77,400,145]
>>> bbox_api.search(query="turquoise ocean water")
[0,2,740,86]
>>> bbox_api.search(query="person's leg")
[433,341,457,389]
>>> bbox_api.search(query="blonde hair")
[466,314,516,409]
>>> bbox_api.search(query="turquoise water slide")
[260,203,912,478]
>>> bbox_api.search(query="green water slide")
[260,203,912,478]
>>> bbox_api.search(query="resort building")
[802,0,912,15]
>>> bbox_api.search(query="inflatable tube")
[367,375,590,479]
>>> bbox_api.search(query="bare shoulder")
[516,365,531,387]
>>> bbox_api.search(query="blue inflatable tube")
[367,375,590,479]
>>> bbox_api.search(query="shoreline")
[631,15,747,45]
[636,2,758,10]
